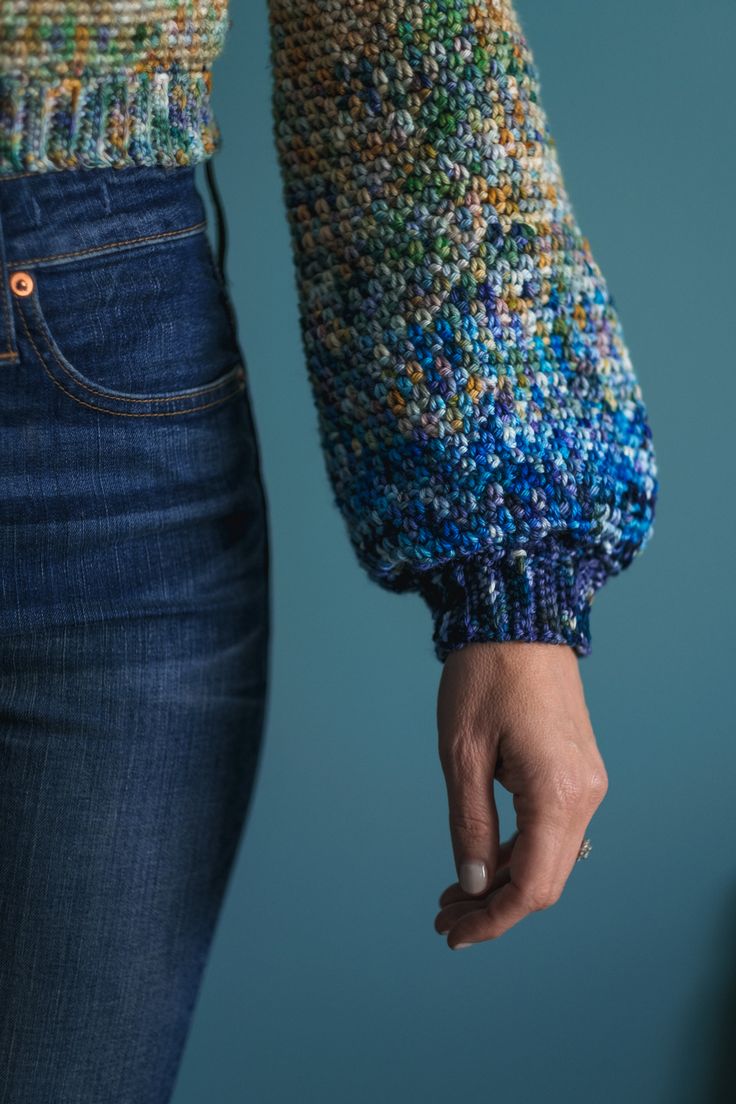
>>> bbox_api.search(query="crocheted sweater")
[0,1,659,662]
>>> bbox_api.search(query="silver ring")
[576,838,593,862]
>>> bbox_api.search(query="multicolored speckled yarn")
[267,0,658,661]
[0,2,229,171]
[0,0,659,661]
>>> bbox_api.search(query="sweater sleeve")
[266,0,659,663]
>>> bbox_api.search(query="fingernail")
[453,942,473,951]
[459,860,488,895]
[438,929,449,935]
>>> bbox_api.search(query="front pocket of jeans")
[13,229,248,418]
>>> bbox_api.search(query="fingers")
[437,831,518,908]
[433,642,609,948]
[441,735,500,899]
[442,807,593,948]
[435,866,511,933]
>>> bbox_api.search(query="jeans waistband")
[0,165,208,268]
[0,161,231,363]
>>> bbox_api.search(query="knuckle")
[518,883,560,912]
[539,887,562,910]
[449,808,491,837]
[589,766,609,801]
[548,760,607,813]
[439,732,481,778]
[549,768,587,811]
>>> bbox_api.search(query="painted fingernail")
[453,942,473,951]
[459,860,488,895]
[438,929,449,935]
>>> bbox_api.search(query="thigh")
[0,611,266,1103]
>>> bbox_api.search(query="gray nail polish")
[459,859,488,895]
[453,942,473,950]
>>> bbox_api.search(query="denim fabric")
[0,164,271,1102]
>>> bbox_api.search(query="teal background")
[173,2,735,1101]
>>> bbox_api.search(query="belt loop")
[204,156,229,290]
[203,155,241,343]
[0,200,19,363]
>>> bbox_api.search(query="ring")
[576,838,592,862]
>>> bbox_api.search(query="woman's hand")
[434,641,608,949]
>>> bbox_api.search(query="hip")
[0,163,270,638]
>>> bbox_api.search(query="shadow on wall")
[665,881,736,1104]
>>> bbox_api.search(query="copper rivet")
[10,271,34,298]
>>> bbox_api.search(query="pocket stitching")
[18,305,246,419]
[29,291,242,403]
[12,219,208,270]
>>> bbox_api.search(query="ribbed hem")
[0,67,221,174]
[416,542,609,663]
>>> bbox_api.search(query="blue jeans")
[0,163,271,1101]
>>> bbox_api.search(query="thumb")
[441,739,500,896]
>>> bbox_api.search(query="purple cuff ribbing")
[417,542,609,663]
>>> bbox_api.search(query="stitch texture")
[0,2,228,172]
[1,0,659,661]
[266,0,659,661]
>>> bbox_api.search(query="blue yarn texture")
[267,0,659,661]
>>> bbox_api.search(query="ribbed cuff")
[417,542,609,663]
[0,67,221,174]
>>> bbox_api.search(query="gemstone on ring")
[576,838,593,861]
